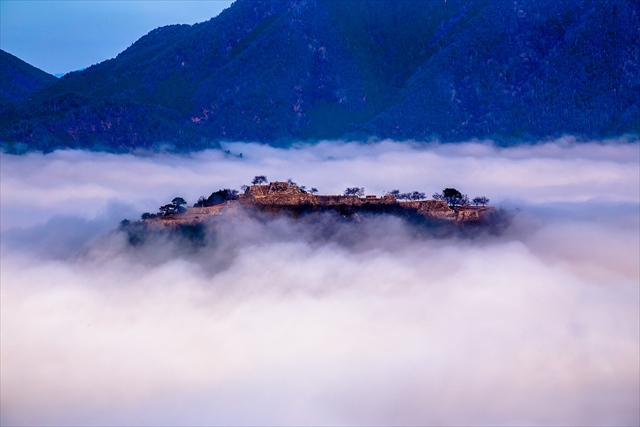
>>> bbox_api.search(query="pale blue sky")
[1,0,234,75]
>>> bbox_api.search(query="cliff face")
[148,182,495,227]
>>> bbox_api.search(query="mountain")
[1,0,638,153]
[0,50,57,106]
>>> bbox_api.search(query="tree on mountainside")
[172,197,187,214]
[158,196,188,216]
[159,204,177,216]
[195,189,239,207]
[409,191,426,201]
[252,175,268,185]
[389,190,425,201]
[433,188,470,207]
[343,187,364,197]
[472,196,490,206]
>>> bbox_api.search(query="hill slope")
[0,50,58,107]
[2,0,638,152]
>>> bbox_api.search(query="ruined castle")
[148,181,494,226]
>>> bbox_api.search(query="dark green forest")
[1,0,638,153]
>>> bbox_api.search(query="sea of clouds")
[1,137,639,426]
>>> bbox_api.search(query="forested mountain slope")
[0,50,57,106]
[2,0,638,152]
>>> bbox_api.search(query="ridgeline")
[2,0,638,152]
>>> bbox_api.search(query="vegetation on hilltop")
[131,179,490,226]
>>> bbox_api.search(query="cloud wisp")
[1,139,638,426]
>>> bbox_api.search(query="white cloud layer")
[1,139,639,426]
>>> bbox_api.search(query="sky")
[0,0,234,75]
[1,138,639,426]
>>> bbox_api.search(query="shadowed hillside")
[0,50,57,107]
[2,0,638,152]
[1,50,58,147]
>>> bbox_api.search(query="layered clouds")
[1,138,639,426]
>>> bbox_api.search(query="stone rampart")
[245,182,305,198]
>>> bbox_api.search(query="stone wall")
[245,182,305,198]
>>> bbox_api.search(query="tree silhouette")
[172,197,187,214]
[252,175,268,185]
[159,204,177,216]
[409,191,426,201]
[196,189,239,207]
[343,187,364,197]
[434,188,470,206]
[472,196,490,206]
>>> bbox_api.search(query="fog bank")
[1,139,638,426]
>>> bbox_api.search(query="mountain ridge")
[2,0,638,152]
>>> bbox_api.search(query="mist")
[1,138,639,426]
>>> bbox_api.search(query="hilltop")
[3,0,638,152]
[143,181,496,229]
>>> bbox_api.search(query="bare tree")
[409,191,426,201]
[472,196,490,206]
[343,187,364,197]
[309,187,319,195]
